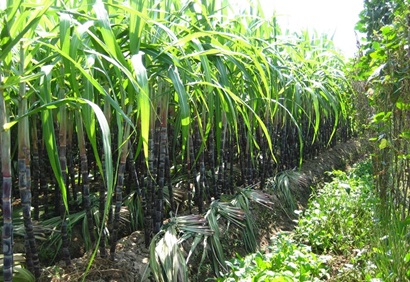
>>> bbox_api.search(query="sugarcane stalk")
[59,93,71,266]
[18,45,40,278]
[259,124,268,189]
[110,123,129,259]
[186,133,195,213]
[193,121,204,211]
[245,114,254,185]
[28,69,42,215]
[238,118,247,186]
[198,148,206,213]
[109,159,125,259]
[208,125,217,198]
[281,122,288,169]
[165,136,175,212]
[75,111,95,245]
[144,126,155,246]
[66,111,77,206]
[227,131,235,195]
[127,140,142,227]
[125,152,132,196]
[151,114,160,233]
[30,114,40,220]
[1,67,13,282]
[154,104,167,233]
[58,99,69,204]
[199,108,211,205]
[217,114,227,196]
[39,139,50,216]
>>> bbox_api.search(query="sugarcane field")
[1,0,410,281]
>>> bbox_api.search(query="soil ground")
[39,137,369,282]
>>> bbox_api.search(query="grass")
[219,158,410,281]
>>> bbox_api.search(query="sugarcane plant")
[1,57,13,282]
[0,0,356,280]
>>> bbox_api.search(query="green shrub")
[220,159,410,281]
[218,233,330,281]
[294,161,376,255]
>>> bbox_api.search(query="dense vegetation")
[354,0,410,219]
[220,160,410,281]
[0,0,409,281]
[219,0,410,280]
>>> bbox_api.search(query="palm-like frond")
[240,187,275,210]
[149,214,212,282]
[270,170,309,215]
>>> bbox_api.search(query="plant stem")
[1,64,13,282]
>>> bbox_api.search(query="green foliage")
[149,215,208,282]
[368,211,410,281]
[218,234,330,281]
[353,0,410,219]
[219,160,376,281]
[269,170,309,216]
[294,161,376,254]
[220,159,410,281]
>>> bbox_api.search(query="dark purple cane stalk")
[151,115,160,233]
[207,125,217,197]
[217,115,227,197]
[30,114,40,220]
[110,154,126,259]
[186,134,195,213]
[1,72,13,282]
[194,121,204,211]
[238,119,247,186]
[154,104,167,233]
[245,129,253,185]
[66,111,77,206]
[144,127,155,247]
[165,138,175,213]
[76,112,95,246]
[110,123,130,259]
[127,140,142,203]
[59,95,71,266]
[227,132,235,195]
[39,140,50,216]
[198,148,206,213]
[189,132,198,186]
[18,46,40,277]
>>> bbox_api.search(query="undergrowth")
[218,159,410,281]
[217,234,330,281]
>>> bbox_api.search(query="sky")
[259,0,365,57]
[0,1,364,57]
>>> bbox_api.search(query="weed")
[294,161,376,255]
[217,233,330,281]
[219,159,410,281]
